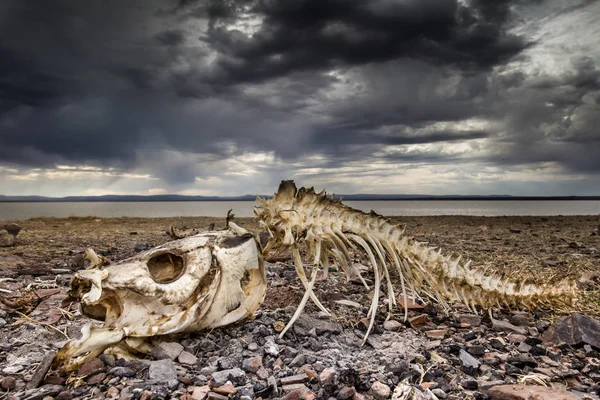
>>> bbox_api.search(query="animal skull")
[55,228,266,373]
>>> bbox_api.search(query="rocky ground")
[0,215,599,400]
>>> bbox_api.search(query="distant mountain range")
[1,194,599,202]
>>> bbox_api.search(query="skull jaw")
[54,230,267,373]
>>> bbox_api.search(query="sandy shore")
[2,215,598,281]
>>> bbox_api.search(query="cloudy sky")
[1,0,599,197]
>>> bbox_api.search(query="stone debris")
[151,341,184,360]
[1,235,600,400]
[542,314,600,349]
[487,384,579,400]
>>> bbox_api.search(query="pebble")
[371,381,391,400]
[242,355,263,373]
[0,377,16,390]
[178,351,198,365]
[337,386,356,399]
[319,367,337,387]
[108,366,135,377]
[383,320,403,331]
[211,368,246,387]
[459,349,480,373]
[148,359,178,382]
[492,319,527,335]
[151,342,184,360]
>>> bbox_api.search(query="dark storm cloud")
[0,0,598,195]
[201,0,527,84]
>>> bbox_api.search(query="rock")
[334,299,363,308]
[1,377,17,390]
[19,384,65,400]
[105,386,120,399]
[288,353,306,367]
[487,384,578,400]
[217,356,240,370]
[319,368,337,387]
[213,383,236,396]
[148,359,177,382]
[3,223,21,237]
[397,297,426,310]
[392,383,427,400]
[26,351,57,389]
[268,375,278,395]
[56,391,73,400]
[510,313,530,327]
[431,388,447,399]
[492,319,527,335]
[338,386,356,399]
[542,314,600,349]
[191,386,210,400]
[455,313,482,326]
[462,380,478,390]
[134,242,152,252]
[425,329,448,339]
[409,314,429,328]
[506,356,537,369]
[99,354,116,367]
[151,342,184,360]
[0,230,15,247]
[109,366,135,377]
[178,351,198,365]
[210,368,246,387]
[371,381,391,400]
[508,334,527,343]
[243,356,263,373]
[280,373,309,385]
[85,372,105,384]
[467,345,486,356]
[383,320,403,331]
[517,342,532,353]
[264,338,280,356]
[294,314,342,335]
[207,393,229,400]
[77,357,104,377]
[459,349,480,374]
[237,385,254,398]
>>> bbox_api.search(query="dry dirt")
[1,214,599,314]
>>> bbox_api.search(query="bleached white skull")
[55,228,266,373]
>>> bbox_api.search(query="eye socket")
[148,253,185,283]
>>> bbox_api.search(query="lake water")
[1,200,599,220]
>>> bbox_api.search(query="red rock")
[487,384,577,400]
[44,373,66,385]
[0,377,16,390]
[420,382,438,390]
[77,357,105,377]
[508,334,527,343]
[397,297,426,309]
[409,314,429,328]
[213,383,236,396]
[85,372,106,385]
[242,355,263,373]
[105,386,120,399]
[281,373,309,385]
[34,288,62,298]
[140,391,153,400]
[319,367,337,386]
[425,329,449,339]
[191,386,210,400]
[301,366,318,381]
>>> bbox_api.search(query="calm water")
[1,200,599,221]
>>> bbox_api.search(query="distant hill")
[0,194,599,202]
